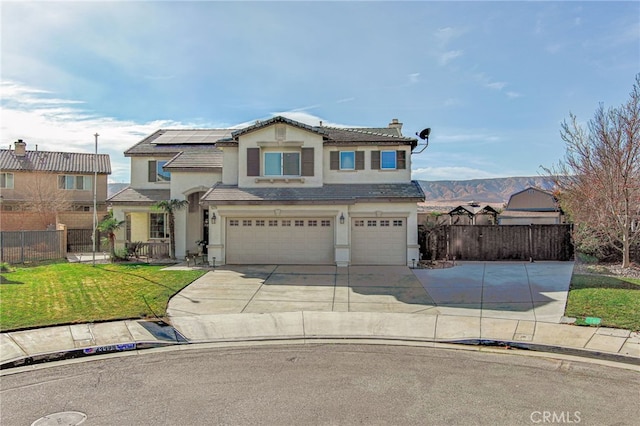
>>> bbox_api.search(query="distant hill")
[110,177,554,206]
[108,183,129,198]
[419,176,554,206]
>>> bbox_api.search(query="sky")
[1,1,638,183]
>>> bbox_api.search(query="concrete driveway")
[167,261,574,325]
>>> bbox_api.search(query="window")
[229,220,239,226]
[243,220,252,226]
[256,220,265,227]
[380,220,390,227]
[282,220,291,227]
[321,220,331,227]
[58,175,92,190]
[0,172,14,189]
[354,220,364,227]
[368,220,377,227]
[393,220,403,227]
[149,213,168,239]
[148,160,170,182]
[381,151,397,170]
[308,220,317,227]
[340,152,355,170]
[295,220,304,227]
[269,220,278,227]
[264,152,300,176]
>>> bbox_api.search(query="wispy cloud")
[336,97,355,104]
[439,50,463,66]
[412,166,502,181]
[0,80,210,182]
[485,81,507,91]
[408,73,420,84]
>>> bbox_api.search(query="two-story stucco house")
[0,139,111,231]
[498,187,564,225]
[109,116,425,266]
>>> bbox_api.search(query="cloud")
[412,166,502,181]
[485,81,507,90]
[506,91,522,99]
[336,97,355,104]
[438,50,463,66]
[435,26,467,46]
[0,80,209,182]
[408,73,420,84]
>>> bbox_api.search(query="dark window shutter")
[301,147,314,176]
[355,151,364,170]
[148,160,157,182]
[371,151,380,170]
[247,148,260,176]
[330,151,339,170]
[397,150,406,169]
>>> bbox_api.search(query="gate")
[67,229,108,252]
[0,230,66,263]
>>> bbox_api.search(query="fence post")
[20,231,25,263]
[528,224,533,263]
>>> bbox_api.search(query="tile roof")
[201,182,425,205]
[124,129,226,156]
[0,149,111,174]
[124,116,418,157]
[163,150,223,170]
[107,187,170,204]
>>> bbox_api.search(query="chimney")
[388,118,403,131]
[14,139,26,157]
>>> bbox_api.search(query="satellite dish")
[417,128,431,140]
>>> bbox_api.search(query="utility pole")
[92,133,99,267]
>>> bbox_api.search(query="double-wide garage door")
[351,218,406,265]
[226,218,334,264]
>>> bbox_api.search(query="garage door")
[226,218,334,264]
[351,218,406,265]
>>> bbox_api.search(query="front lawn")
[0,263,207,332]
[565,274,640,331]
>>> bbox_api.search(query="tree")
[22,171,72,228]
[97,211,125,260]
[544,74,640,268]
[153,199,189,259]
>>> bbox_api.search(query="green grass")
[565,274,640,331]
[0,263,207,332]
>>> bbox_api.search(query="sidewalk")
[2,313,639,370]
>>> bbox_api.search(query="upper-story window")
[148,160,170,182]
[264,152,300,176]
[58,175,92,190]
[340,152,355,170]
[381,151,397,170]
[330,151,364,171]
[371,150,406,170]
[0,172,14,189]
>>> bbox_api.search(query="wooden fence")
[420,224,574,261]
[0,230,66,263]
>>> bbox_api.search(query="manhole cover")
[32,411,87,426]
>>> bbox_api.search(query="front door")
[202,209,209,254]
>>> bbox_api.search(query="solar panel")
[152,129,232,144]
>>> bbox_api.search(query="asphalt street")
[2,344,638,425]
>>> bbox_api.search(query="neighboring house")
[498,187,564,225]
[0,139,111,231]
[448,202,499,225]
[109,116,425,266]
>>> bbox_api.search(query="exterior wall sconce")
[339,212,345,224]
[211,212,217,224]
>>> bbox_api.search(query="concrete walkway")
[2,262,639,369]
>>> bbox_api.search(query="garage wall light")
[211,212,217,224]
[340,213,345,224]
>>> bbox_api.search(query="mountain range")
[108,176,554,206]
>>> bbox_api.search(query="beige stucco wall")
[207,201,419,267]
[507,189,557,210]
[322,146,412,184]
[221,147,239,185]
[130,156,173,189]
[1,171,108,204]
[236,125,324,188]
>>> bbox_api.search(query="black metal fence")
[67,229,108,253]
[0,230,66,264]
[420,224,574,262]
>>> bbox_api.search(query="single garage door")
[226,218,334,264]
[351,218,406,265]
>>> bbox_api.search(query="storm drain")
[138,320,188,343]
[32,411,87,426]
